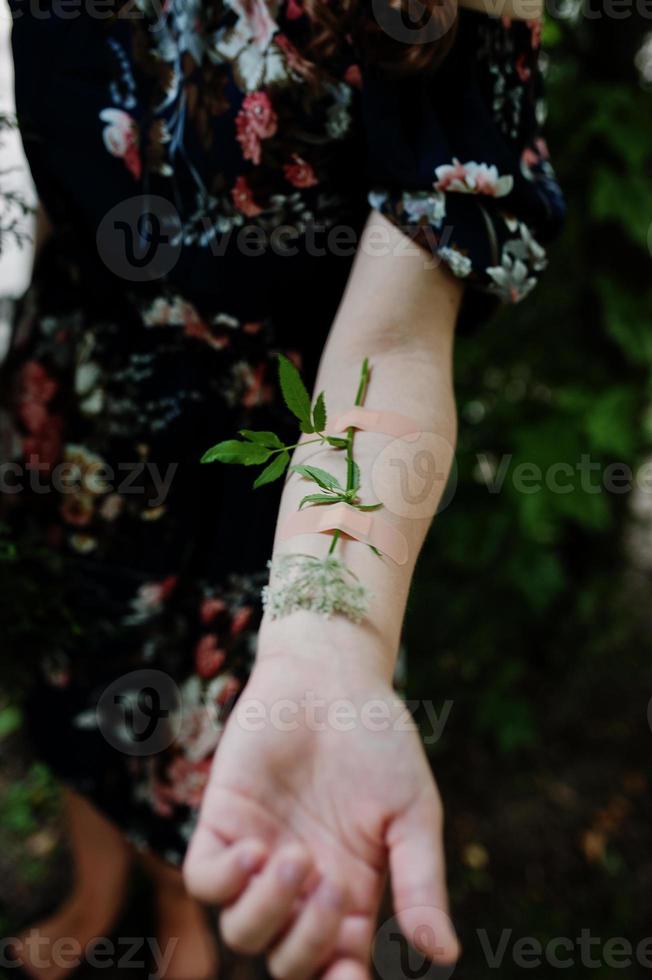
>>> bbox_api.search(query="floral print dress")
[2,0,564,863]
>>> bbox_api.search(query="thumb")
[387,791,460,966]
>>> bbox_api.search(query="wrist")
[256,609,398,685]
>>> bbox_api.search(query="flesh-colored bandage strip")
[326,406,421,441]
[279,502,408,565]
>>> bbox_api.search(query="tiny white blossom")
[403,190,447,226]
[438,246,472,278]
[262,554,371,623]
[486,251,537,303]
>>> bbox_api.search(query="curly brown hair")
[304,0,459,74]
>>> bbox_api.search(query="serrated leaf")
[299,493,344,508]
[201,440,272,465]
[239,429,283,449]
[278,354,313,430]
[253,451,290,488]
[325,436,348,449]
[350,460,361,490]
[291,464,343,491]
[312,392,327,432]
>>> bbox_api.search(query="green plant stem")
[328,358,370,556]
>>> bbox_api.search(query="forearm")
[257,211,463,680]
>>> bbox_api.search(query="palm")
[185,654,458,979]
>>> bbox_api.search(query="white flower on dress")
[506,222,548,272]
[174,677,223,763]
[99,109,141,179]
[402,190,447,226]
[324,83,353,140]
[211,0,286,91]
[435,159,514,198]
[438,246,473,278]
[147,0,207,65]
[75,361,104,416]
[486,250,538,303]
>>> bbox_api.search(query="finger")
[267,878,346,980]
[334,913,376,964]
[183,827,267,905]
[220,843,312,955]
[320,958,370,980]
[387,794,460,965]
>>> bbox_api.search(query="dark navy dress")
[1,0,564,863]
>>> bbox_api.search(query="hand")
[183,636,459,980]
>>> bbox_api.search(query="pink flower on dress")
[344,64,362,88]
[516,53,531,83]
[166,756,212,808]
[274,33,313,77]
[241,362,271,407]
[99,108,142,180]
[230,605,254,635]
[138,575,178,610]
[23,415,63,471]
[535,137,550,159]
[215,676,242,706]
[20,361,58,406]
[435,159,514,198]
[286,0,303,17]
[231,176,263,216]
[200,596,228,624]
[235,93,278,165]
[19,400,48,433]
[195,634,227,679]
[283,154,318,189]
[528,18,542,48]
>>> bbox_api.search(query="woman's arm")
[184,210,464,980]
[258,208,462,677]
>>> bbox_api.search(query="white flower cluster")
[262,553,371,623]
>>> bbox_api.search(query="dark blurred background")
[1,1,652,977]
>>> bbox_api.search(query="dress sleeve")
[360,10,566,315]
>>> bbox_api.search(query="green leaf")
[239,429,283,449]
[325,436,348,449]
[299,493,344,508]
[312,392,327,432]
[290,464,343,491]
[350,460,361,490]
[253,451,290,488]
[0,706,21,741]
[201,440,272,465]
[278,354,313,431]
[356,502,383,511]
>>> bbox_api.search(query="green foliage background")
[1,5,652,976]
[403,6,652,975]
